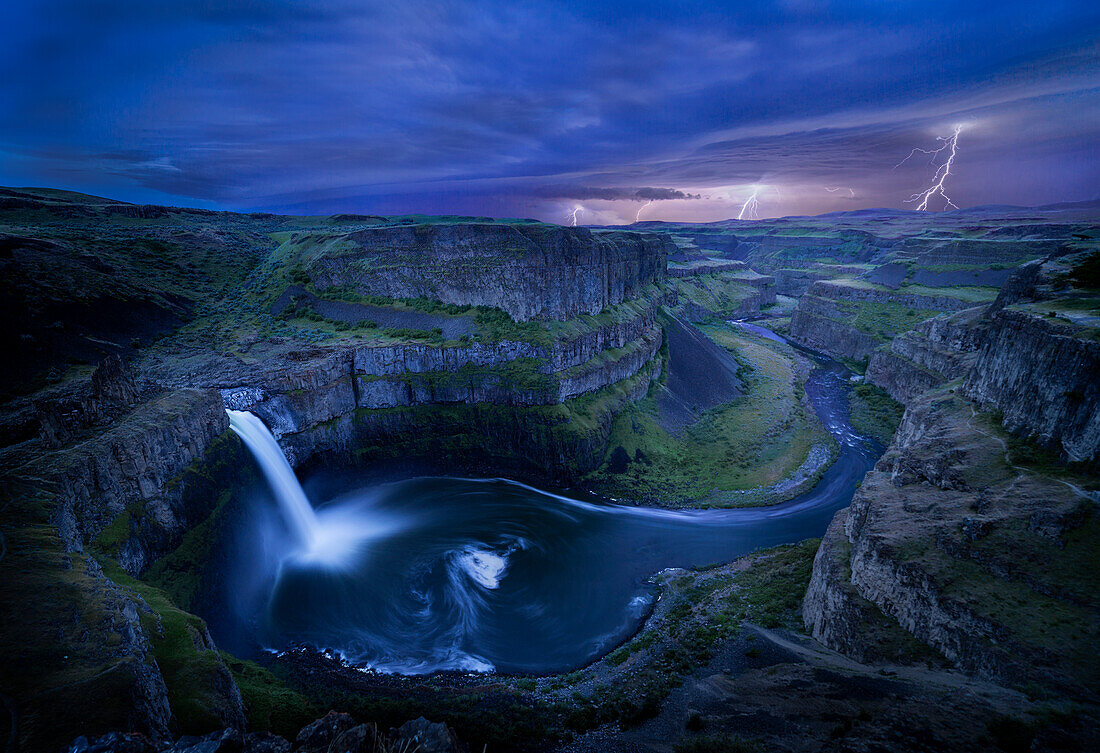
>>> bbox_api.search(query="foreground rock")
[67,711,463,753]
[805,388,1099,695]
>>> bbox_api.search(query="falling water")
[210,327,886,674]
[227,409,319,546]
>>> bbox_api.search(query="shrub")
[673,734,761,753]
[382,327,443,343]
[1068,251,1100,289]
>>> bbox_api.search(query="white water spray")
[227,410,318,546]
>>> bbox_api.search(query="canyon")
[1,188,1098,753]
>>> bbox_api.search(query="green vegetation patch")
[222,655,320,739]
[585,322,833,505]
[850,300,942,340]
[849,383,905,445]
[672,275,762,319]
[100,559,242,734]
[352,355,658,478]
[549,540,820,735]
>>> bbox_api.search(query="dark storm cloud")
[533,187,701,201]
[1,0,1098,219]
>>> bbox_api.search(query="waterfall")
[227,409,318,546]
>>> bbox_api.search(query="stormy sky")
[2,0,1098,223]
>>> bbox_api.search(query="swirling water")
[223,326,881,675]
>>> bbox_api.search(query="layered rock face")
[668,268,777,322]
[806,281,976,312]
[769,268,834,297]
[866,306,987,404]
[0,356,237,576]
[963,309,1100,464]
[788,280,976,362]
[1,355,254,751]
[804,391,1099,693]
[806,249,1100,696]
[44,388,230,572]
[304,224,670,321]
[214,300,664,475]
[787,292,882,361]
[862,256,1100,462]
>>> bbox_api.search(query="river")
[217,322,881,675]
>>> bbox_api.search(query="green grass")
[351,354,659,478]
[222,655,320,739]
[898,284,1000,303]
[849,383,904,445]
[672,275,762,319]
[98,558,244,734]
[562,540,820,733]
[585,322,832,505]
[674,734,762,753]
[850,301,943,340]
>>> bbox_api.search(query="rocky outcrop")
[273,352,661,479]
[39,388,232,574]
[866,307,987,403]
[67,711,463,753]
[788,280,974,362]
[667,260,748,277]
[788,293,881,361]
[804,391,1099,693]
[304,224,669,321]
[963,309,1100,464]
[211,302,665,474]
[808,281,975,312]
[20,557,175,751]
[769,268,835,297]
[669,271,776,322]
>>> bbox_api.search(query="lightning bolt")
[825,186,855,197]
[569,205,583,226]
[635,200,654,223]
[898,124,964,211]
[737,188,760,221]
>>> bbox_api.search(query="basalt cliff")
[804,256,1100,702]
[1,191,681,752]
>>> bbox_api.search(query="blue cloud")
[1,0,1097,219]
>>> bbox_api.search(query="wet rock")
[392,718,461,753]
[67,732,159,753]
[168,728,242,753]
[294,711,357,753]
[241,732,291,753]
[328,723,381,753]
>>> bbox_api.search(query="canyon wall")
[804,390,1098,692]
[667,269,776,322]
[805,262,1100,696]
[217,302,664,476]
[963,309,1100,464]
[788,280,979,362]
[304,224,670,321]
[865,307,987,404]
[0,217,676,752]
